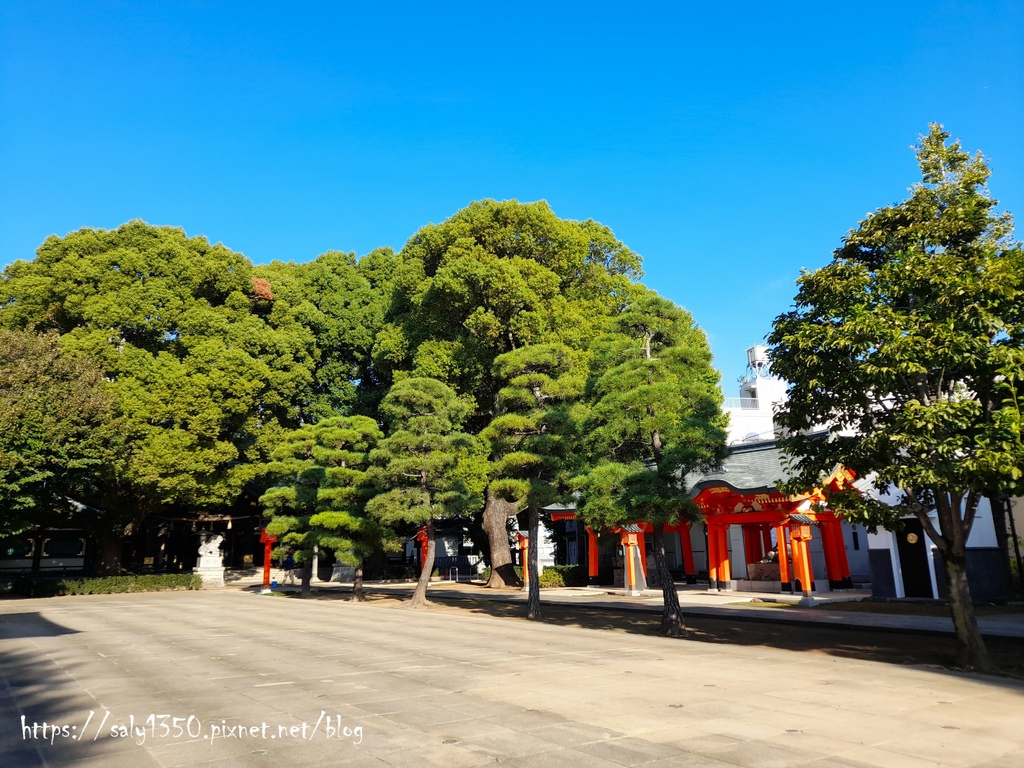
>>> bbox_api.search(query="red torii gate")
[697,463,856,597]
[551,464,856,599]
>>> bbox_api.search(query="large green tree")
[374,200,642,587]
[0,221,316,571]
[576,291,726,636]
[367,377,485,608]
[768,125,1024,672]
[0,329,122,537]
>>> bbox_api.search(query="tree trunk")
[351,560,365,602]
[483,489,521,588]
[653,523,686,637]
[987,494,1016,591]
[300,557,312,597]
[527,505,541,620]
[93,526,124,576]
[408,520,435,608]
[942,550,992,672]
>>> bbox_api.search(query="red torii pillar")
[743,525,764,566]
[775,523,791,592]
[822,518,853,589]
[259,528,277,594]
[707,523,732,591]
[678,524,696,584]
[586,527,599,585]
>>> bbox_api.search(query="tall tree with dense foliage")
[367,377,485,608]
[576,291,726,636]
[768,125,1024,672]
[0,329,122,537]
[307,416,393,601]
[486,343,584,618]
[373,200,642,587]
[261,415,387,598]
[0,221,316,571]
[260,425,321,596]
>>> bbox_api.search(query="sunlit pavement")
[1,590,1022,768]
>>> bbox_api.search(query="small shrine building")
[543,440,868,601]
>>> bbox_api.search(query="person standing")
[282,551,296,585]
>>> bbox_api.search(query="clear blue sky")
[2,1,1021,389]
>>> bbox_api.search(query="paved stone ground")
[1,591,1022,768]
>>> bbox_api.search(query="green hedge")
[538,565,589,588]
[13,574,203,597]
[479,565,523,582]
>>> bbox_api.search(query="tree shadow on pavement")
[362,593,1024,680]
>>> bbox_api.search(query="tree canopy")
[768,124,1024,671]
[372,199,646,587]
[0,222,318,570]
[374,199,641,424]
[254,247,395,420]
[0,202,710,595]
[0,329,121,536]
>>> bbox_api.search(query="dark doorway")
[896,518,933,598]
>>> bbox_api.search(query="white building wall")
[723,366,788,445]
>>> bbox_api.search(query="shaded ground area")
[298,589,1024,678]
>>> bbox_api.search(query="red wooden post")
[775,524,791,589]
[822,521,841,587]
[586,527,599,583]
[834,520,852,586]
[718,525,732,583]
[707,524,720,590]
[825,519,852,588]
[743,525,763,565]
[259,528,277,593]
[789,522,814,602]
